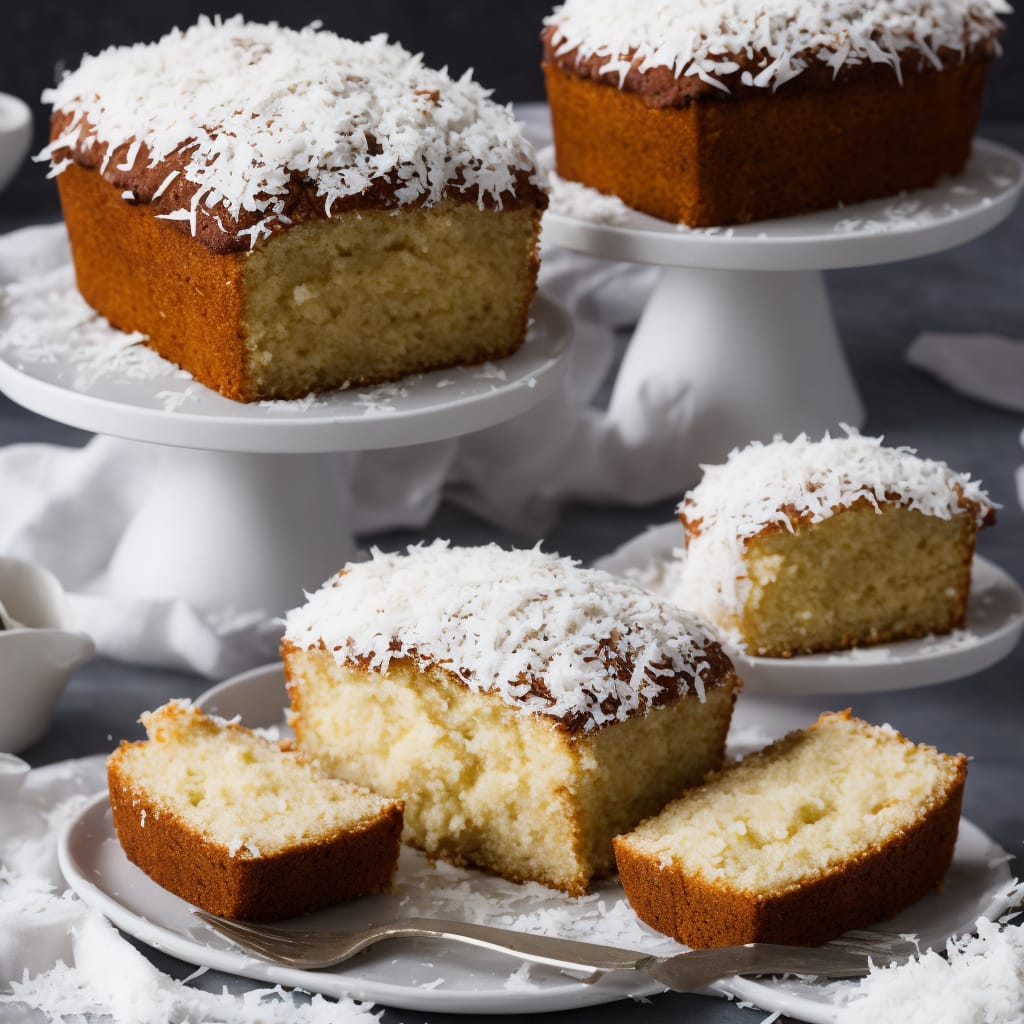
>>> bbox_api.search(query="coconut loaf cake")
[673,428,995,657]
[281,541,740,896]
[614,710,967,948]
[43,17,547,402]
[107,700,404,920]
[542,0,1009,226]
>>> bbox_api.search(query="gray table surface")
[4,124,1023,1023]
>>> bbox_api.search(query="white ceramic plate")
[54,662,1013,1019]
[595,523,1024,695]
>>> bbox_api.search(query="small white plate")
[595,523,1024,695]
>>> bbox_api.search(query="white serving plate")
[57,662,1011,1020]
[59,779,1014,1021]
[595,523,1024,695]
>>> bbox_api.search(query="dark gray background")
[1,1,1021,223]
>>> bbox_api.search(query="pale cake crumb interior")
[626,714,962,894]
[122,704,389,858]
[738,503,975,655]
[288,651,737,894]
[242,202,538,396]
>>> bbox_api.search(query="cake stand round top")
[0,272,572,454]
[541,139,1024,272]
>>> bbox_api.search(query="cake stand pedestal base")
[542,138,1024,465]
[610,267,864,463]
[103,447,355,616]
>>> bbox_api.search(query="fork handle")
[348,917,654,974]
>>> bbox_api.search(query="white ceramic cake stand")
[0,290,571,618]
[541,139,1024,464]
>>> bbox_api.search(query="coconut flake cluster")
[673,426,991,624]
[835,889,1024,1024]
[546,0,1011,92]
[283,541,727,732]
[42,16,541,246]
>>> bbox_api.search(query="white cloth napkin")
[904,332,1024,513]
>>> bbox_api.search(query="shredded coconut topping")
[283,541,729,732]
[546,0,1010,92]
[42,16,542,246]
[674,426,992,622]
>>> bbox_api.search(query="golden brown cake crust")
[613,722,968,948]
[57,162,252,400]
[107,748,404,921]
[544,54,992,227]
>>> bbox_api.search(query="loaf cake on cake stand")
[0,258,571,619]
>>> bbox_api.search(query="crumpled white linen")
[904,332,1024,513]
[0,755,379,1023]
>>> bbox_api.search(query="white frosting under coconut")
[546,0,1010,92]
[42,16,542,246]
[283,541,727,732]
[673,427,991,623]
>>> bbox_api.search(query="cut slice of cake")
[614,710,967,948]
[673,427,995,657]
[107,701,404,920]
[281,541,741,897]
[42,18,546,401]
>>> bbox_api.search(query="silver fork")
[194,911,917,991]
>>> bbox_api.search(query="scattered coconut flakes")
[672,425,992,627]
[919,629,981,654]
[835,879,1024,1024]
[832,194,950,235]
[547,172,631,224]
[0,911,381,1024]
[826,646,896,664]
[504,961,539,991]
[0,264,169,389]
[257,393,327,413]
[473,362,508,381]
[392,850,677,956]
[156,385,201,412]
[546,0,1009,93]
[284,540,729,732]
[42,16,544,247]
